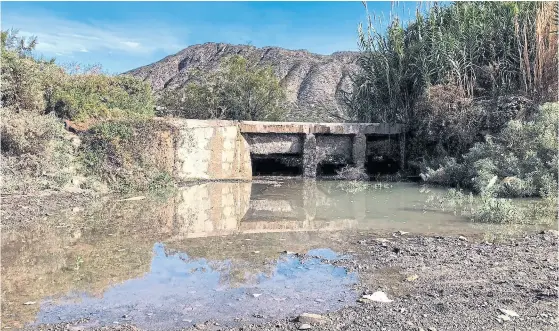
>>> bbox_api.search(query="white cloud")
[2,11,187,56]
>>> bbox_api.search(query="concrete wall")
[244,133,303,155]
[163,119,252,181]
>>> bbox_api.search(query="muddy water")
[0,179,546,330]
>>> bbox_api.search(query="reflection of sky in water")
[35,243,358,330]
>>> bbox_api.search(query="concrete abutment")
[150,119,405,181]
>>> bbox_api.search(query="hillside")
[123,43,359,121]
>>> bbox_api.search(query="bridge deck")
[239,121,403,135]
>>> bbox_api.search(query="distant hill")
[123,43,360,121]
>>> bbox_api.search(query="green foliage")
[1,29,159,194]
[431,187,556,225]
[80,119,175,193]
[1,28,38,58]
[423,103,558,198]
[51,74,154,122]
[1,29,154,122]
[346,2,558,125]
[159,55,287,121]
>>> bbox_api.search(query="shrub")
[51,74,155,122]
[335,165,368,181]
[158,55,287,121]
[422,103,558,198]
[1,109,75,193]
[80,119,176,193]
[430,187,556,225]
[1,49,45,112]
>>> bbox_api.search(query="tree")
[158,55,287,121]
[1,28,38,58]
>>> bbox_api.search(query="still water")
[0,179,544,330]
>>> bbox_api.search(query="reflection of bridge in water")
[173,180,363,238]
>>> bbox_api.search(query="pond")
[0,179,550,330]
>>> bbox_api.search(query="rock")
[361,291,393,303]
[297,313,327,324]
[499,308,519,317]
[23,301,36,305]
[458,236,468,241]
[406,274,419,282]
[397,231,409,235]
[298,324,312,330]
[252,293,262,298]
[497,314,511,321]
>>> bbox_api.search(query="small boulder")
[499,308,519,318]
[297,313,326,324]
[406,274,419,282]
[298,323,312,330]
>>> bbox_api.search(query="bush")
[158,55,287,121]
[80,119,175,193]
[1,109,75,193]
[51,74,154,122]
[422,103,558,198]
[430,187,556,225]
[335,165,368,181]
[1,49,46,112]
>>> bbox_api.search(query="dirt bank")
[19,230,557,331]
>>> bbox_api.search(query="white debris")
[362,291,393,303]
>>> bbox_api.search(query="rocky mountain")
[124,43,360,121]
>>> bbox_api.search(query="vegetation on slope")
[158,55,287,121]
[1,29,159,194]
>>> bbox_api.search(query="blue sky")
[1,1,419,74]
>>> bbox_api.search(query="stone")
[362,291,393,303]
[497,314,511,321]
[298,324,312,330]
[458,236,468,241]
[297,313,326,324]
[406,274,419,282]
[397,231,409,235]
[252,293,262,298]
[499,308,519,317]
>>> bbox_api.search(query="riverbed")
[1,179,557,330]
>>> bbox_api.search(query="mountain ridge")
[123,42,360,121]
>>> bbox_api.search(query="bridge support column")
[352,133,367,169]
[399,131,406,170]
[303,133,317,178]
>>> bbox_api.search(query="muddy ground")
[16,228,557,331]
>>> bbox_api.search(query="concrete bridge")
[157,118,405,181]
[240,121,405,178]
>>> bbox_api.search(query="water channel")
[1,179,550,330]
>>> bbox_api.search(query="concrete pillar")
[352,133,367,169]
[399,131,406,170]
[303,133,317,178]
